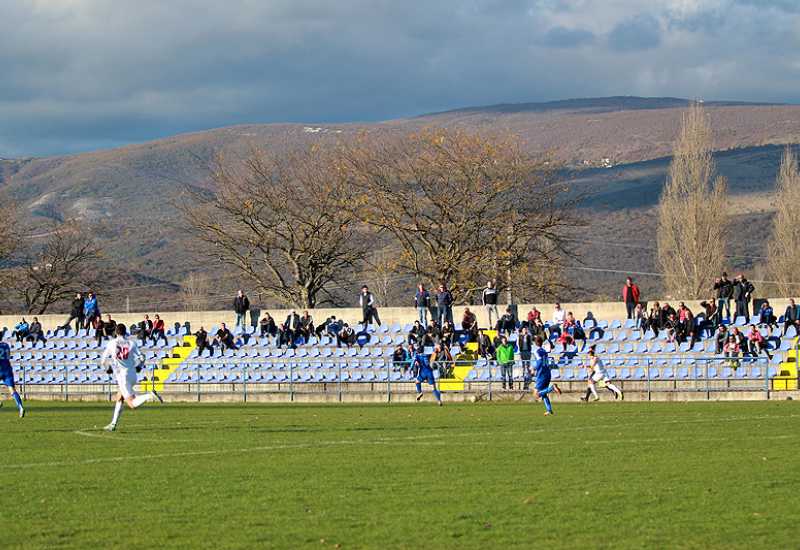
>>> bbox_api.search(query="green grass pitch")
[3,399,797,549]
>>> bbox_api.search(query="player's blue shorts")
[535,373,551,392]
[0,367,15,388]
[416,367,436,386]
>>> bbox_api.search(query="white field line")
[4,412,796,470]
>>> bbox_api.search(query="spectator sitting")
[643,301,661,336]
[337,323,356,348]
[97,314,116,346]
[782,299,800,336]
[27,317,47,346]
[699,300,717,337]
[665,313,682,344]
[496,306,516,336]
[529,317,547,340]
[477,330,495,360]
[313,316,337,338]
[565,312,587,350]
[633,303,646,330]
[300,310,314,340]
[392,345,411,372]
[91,314,105,347]
[431,342,454,379]
[12,319,30,342]
[214,323,237,351]
[440,320,455,348]
[747,325,772,360]
[527,307,541,325]
[461,308,478,342]
[758,301,777,331]
[138,314,154,344]
[195,326,213,356]
[151,314,168,346]
[730,327,747,353]
[723,334,740,358]
[408,321,425,347]
[259,313,277,340]
[715,325,728,354]
[280,310,302,347]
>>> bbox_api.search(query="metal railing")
[15,352,796,402]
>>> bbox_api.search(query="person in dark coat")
[233,290,250,329]
[57,293,85,335]
[436,284,453,327]
[359,285,381,328]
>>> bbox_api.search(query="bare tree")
[183,146,366,309]
[767,146,800,297]
[180,273,211,311]
[657,104,729,299]
[10,221,103,314]
[339,129,574,303]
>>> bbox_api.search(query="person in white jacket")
[100,324,162,431]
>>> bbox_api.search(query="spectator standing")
[194,326,213,356]
[414,284,430,326]
[621,277,640,320]
[518,327,533,390]
[783,299,800,336]
[58,293,85,335]
[733,274,755,320]
[233,290,250,329]
[359,285,381,328]
[482,281,500,329]
[83,291,100,329]
[713,273,733,321]
[496,336,515,390]
[436,284,453,327]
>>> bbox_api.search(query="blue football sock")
[538,386,553,397]
[12,391,23,411]
[433,389,441,401]
[542,395,552,413]
[415,382,422,393]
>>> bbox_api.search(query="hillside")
[0,97,797,311]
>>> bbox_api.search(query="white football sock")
[131,393,156,408]
[111,401,123,425]
[607,382,622,397]
[588,381,599,399]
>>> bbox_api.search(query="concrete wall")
[2,298,794,333]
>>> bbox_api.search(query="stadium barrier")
[15,354,798,403]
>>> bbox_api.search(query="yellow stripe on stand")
[139,335,197,392]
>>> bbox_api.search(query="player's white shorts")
[115,367,138,399]
[591,371,610,384]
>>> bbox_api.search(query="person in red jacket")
[150,314,168,346]
[622,277,640,320]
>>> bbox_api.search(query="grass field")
[3,399,798,549]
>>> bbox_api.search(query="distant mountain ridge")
[422,96,784,117]
[1,96,799,310]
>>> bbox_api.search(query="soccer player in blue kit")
[532,336,560,415]
[0,340,25,417]
[414,351,443,406]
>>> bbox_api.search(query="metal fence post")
[64,362,69,402]
[290,361,294,402]
[196,362,201,402]
[705,358,710,400]
[386,360,391,403]
[22,364,27,401]
[243,363,248,403]
[646,357,651,401]
[488,361,493,401]
[338,360,342,403]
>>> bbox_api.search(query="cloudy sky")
[1,0,799,157]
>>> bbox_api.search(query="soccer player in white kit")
[580,345,623,402]
[101,324,162,431]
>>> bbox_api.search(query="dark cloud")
[543,26,596,48]
[607,14,662,52]
[0,0,798,157]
